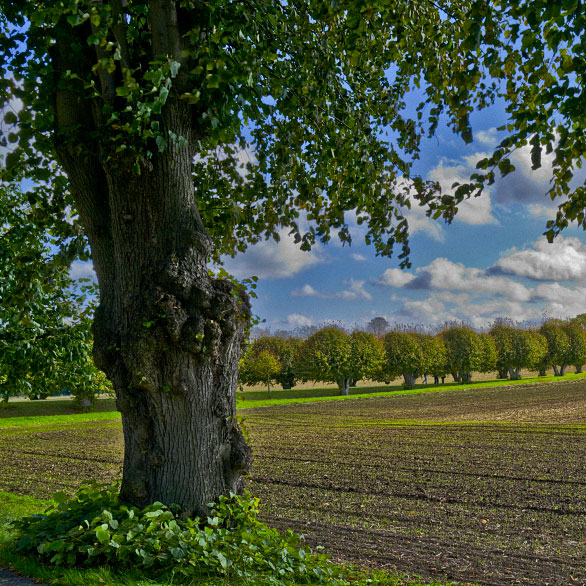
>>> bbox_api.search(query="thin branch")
[111,0,131,70]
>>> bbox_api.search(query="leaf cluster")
[0,0,502,268]
[0,184,110,404]
[13,483,343,584]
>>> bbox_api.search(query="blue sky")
[218,104,586,333]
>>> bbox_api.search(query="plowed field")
[0,380,585,585]
[245,381,586,585]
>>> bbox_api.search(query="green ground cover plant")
[12,484,343,584]
[0,494,452,586]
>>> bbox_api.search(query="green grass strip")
[237,372,586,408]
[0,411,122,429]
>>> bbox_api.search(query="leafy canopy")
[1,0,518,268]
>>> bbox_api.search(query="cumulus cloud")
[395,292,542,329]
[338,279,372,301]
[70,261,96,281]
[351,253,367,262]
[405,208,446,241]
[422,137,583,217]
[482,135,584,208]
[428,160,497,225]
[376,257,531,302]
[398,296,449,323]
[527,204,558,219]
[291,284,326,297]
[475,128,499,147]
[292,279,372,301]
[286,313,314,328]
[375,268,416,287]
[222,229,325,279]
[492,237,586,282]
[531,283,586,320]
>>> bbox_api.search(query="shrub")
[13,483,342,584]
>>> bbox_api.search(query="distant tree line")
[240,315,586,394]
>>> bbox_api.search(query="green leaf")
[95,528,110,544]
[3,111,17,124]
[52,492,68,504]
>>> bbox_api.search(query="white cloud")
[527,204,558,219]
[338,279,372,301]
[286,313,314,328]
[392,177,446,242]
[475,128,499,148]
[375,268,416,287]
[222,229,325,279]
[70,261,96,281]
[351,253,367,262]
[292,279,372,301]
[406,208,446,241]
[395,292,541,329]
[376,258,531,302]
[398,296,450,323]
[291,284,325,297]
[528,283,586,320]
[494,236,586,282]
[420,258,531,301]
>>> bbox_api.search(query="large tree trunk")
[69,151,252,517]
[51,18,252,517]
[337,378,350,395]
[402,372,417,389]
[508,367,522,380]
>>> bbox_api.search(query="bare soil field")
[245,380,586,585]
[0,380,585,585]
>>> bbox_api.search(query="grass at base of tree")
[0,493,461,586]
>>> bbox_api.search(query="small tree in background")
[240,350,281,398]
[540,320,572,376]
[441,326,484,383]
[240,336,302,390]
[564,319,586,374]
[478,333,497,376]
[366,317,390,337]
[296,327,354,395]
[523,331,549,377]
[489,322,549,380]
[349,330,386,386]
[489,320,515,379]
[418,333,448,383]
[381,331,422,389]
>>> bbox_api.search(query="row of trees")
[241,317,586,393]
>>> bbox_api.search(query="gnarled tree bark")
[51,10,252,517]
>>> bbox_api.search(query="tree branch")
[148,0,182,60]
[111,0,131,70]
